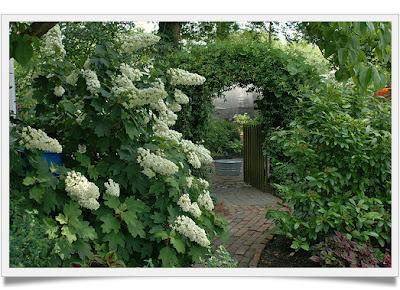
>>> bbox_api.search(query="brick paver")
[212,170,280,267]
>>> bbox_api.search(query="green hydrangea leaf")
[99,213,120,234]
[158,246,179,267]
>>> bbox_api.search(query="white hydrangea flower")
[41,25,66,61]
[83,58,91,70]
[174,89,190,104]
[78,144,87,154]
[187,151,201,169]
[66,71,79,86]
[120,32,161,52]
[137,148,178,177]
[153,119,182,142]
[171,215,210,247]
[169,102,182,112]
[197,190,214,211]
[168,68,206,86]
[180,139,213,168]
[119,63,142,82]
[82,69,101,95]
[20,126,62,153]
[198,178,209,189]
[65,171,100,210]
[177,194,202,218]
[54,85,65,97]
[186,176,193,188]
[104,179,120,197]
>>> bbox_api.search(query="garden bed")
[257,235,319,267]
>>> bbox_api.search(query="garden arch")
[165,39,322,147]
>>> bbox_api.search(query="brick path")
[212,172,280,267]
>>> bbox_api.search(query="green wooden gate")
[243,124,268,191]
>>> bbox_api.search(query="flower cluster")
[41,25,66,61]
[54,85,65,97]
[153,119,182,142]
[82,69,101,95]
[120,32,161,52]
[198,178,210,189]
[20,126,62,153]
[137,148,178,178]
[104,179,120,197]
[77,144,87,154]
[112,77,168,110]
[197,190,214,211]
[168,68,206,86]
[180,140,213,168]
[65,171,100,210]
[168,102,182,112]
[177,194,202,218]
[65,71,79,86]
[171,215,210,247]
[186,176,194,188]
[119,63,142,82]
[174,89,190,104]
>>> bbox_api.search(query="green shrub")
[197,245,238,268]
[202,117,242,159]
[267,85,391,251]
[11,26,227,267]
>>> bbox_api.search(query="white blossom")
[169,102,182,112]
[198,178,209,189]
[197,190,214,211]
[186,176,193,188]
[177,194,202,218]
[119,63,143,82]
[174,89,190,104]
[20,126,62,153]
[82,69,101,95]
[41,25,65,61]
[171,215,210,247]
[104,179,120,197]
[120,32,161,52]
[180,139,213,168]
[168,68,206,86]
[65,171,100,210]
[137,148,178,177]
[153,119,182,142]
[54,85,65,97]
[78,144,87,154]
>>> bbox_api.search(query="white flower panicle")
[66,71,79,86]
[169,102,182,112]
[20,126,62,153]
[78,144,87,154]
[186,176,193,188]
[153,119,182,142]
[180,139,213,168]
[104,179,120,197]
[198,178,210,189]
[41,25,66,60]
[137,148,178,178]
[82,69,101,95]
[119,63,143,82]
[121,32,161,52]
[197,190,214,211]
[177,194,202,218]
[174,89,190,104]
[54,85,65,97]
[168,68,206,86]
[171,215,210,247]
[65,171,100,210]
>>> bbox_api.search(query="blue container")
[42,152,62,166]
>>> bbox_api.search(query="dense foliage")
[202,117,242,159]
[162,37,322,145]
[10,26,227,267]
[267,84,391,252]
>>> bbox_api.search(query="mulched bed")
[257,235,320,267]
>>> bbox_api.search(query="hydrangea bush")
[10,25,227,267]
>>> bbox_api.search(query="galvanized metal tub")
[214,159,242,176]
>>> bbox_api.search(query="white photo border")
[1,14,399,277]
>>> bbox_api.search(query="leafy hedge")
[267,84,391,251]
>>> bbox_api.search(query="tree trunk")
[158,22,181,48]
